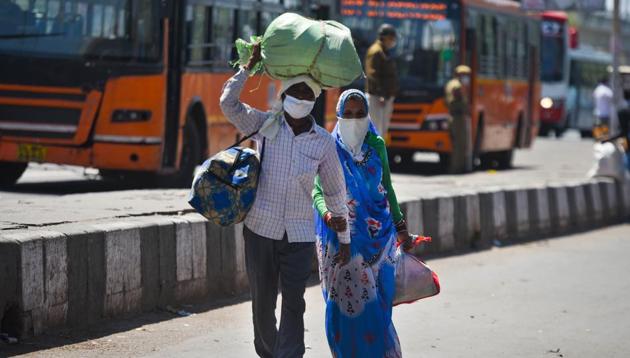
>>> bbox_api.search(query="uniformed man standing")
[364,24,399,140]
[445,65,473,173]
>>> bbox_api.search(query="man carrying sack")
[220,43,349,358]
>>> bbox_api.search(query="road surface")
[4,224,629,358]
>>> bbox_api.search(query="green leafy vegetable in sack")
[233,13,363,89]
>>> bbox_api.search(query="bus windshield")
[341,0,461,88]
[0,0,161,62]
[541,20,565,82]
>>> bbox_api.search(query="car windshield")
[0,0,161,62]
[342,0,461,87]
[541,20,565,82]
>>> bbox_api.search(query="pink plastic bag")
[393,248,440,306]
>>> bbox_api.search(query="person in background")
[445,65,473,173]
[220,43,349,358]
[365,23,399,140]
[593,77,614,139]
[313,89,417,358]
[616,88,630,170]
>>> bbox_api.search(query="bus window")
[0,0,161,62]
[238,9,257,40]
[186,4,210,67]
[541,19,565,82]
[479,14,498,77]
[210,6,235,69]
[261,11,281,31]
[496,16,507,78]
[517,21,528,79]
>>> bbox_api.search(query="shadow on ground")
[390,159,534,176]
[5,178,189,196]
[0,290,255,357]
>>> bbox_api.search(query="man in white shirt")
[220,44,350,358]
[593,78,614,136]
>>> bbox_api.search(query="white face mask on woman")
[338,116,370,156]
[283,95,315,119]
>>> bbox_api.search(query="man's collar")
[282,114,317,135]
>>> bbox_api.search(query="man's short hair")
[378,23,397,38]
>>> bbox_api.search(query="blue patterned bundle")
[188,146,261,226]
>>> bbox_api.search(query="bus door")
[465,27,479,144]
[525,44,538,146]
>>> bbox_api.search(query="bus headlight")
[540,97,553,109]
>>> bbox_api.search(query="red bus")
[539,11,570,136]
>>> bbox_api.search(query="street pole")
[611,0,621,135]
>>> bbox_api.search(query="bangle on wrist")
[394,218,407,233]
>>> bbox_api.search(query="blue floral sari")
[315,89,401,358]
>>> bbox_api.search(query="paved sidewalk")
[0,136,594,231]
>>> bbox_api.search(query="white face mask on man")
[283,95,315,119]
[338,116,370,156]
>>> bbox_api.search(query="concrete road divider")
[401,200,423,236]
[479,189,507,248]
[453,191,480,251]
[527,187,552,237]
[421,195,455,254]
[617,177,630,219]
[505,188,530,241]
[598,179,619,225]
[2,178,629,338]
[584,181,605,228]
[566,182,589,231]
[548,185,571,235]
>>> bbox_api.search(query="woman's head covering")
[334,89,378,136]
[279,75,322,98]
[335,88,369,118]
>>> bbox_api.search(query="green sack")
[234,12,363,89]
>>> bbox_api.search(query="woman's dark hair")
[344,93,368,112]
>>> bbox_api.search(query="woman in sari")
[313,89,415,357]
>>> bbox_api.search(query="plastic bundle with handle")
[394,235,440,306]
[234,12,363,89]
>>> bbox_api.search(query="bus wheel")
[495,150,513,169]
[388,150,413,171]
[538,124,550,137]
[0,161,27,187]
[580,129,593,138]
[159,121,202,188]
[473,116,485,168]
[439,153,450,171]
[479,150,513,170]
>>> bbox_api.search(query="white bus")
[566,48,611,137]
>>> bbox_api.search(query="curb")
[1,177,629,337]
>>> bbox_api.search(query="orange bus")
[340,0,541,171]
[0,0,338,187]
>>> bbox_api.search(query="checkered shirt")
[219,68,350,243]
